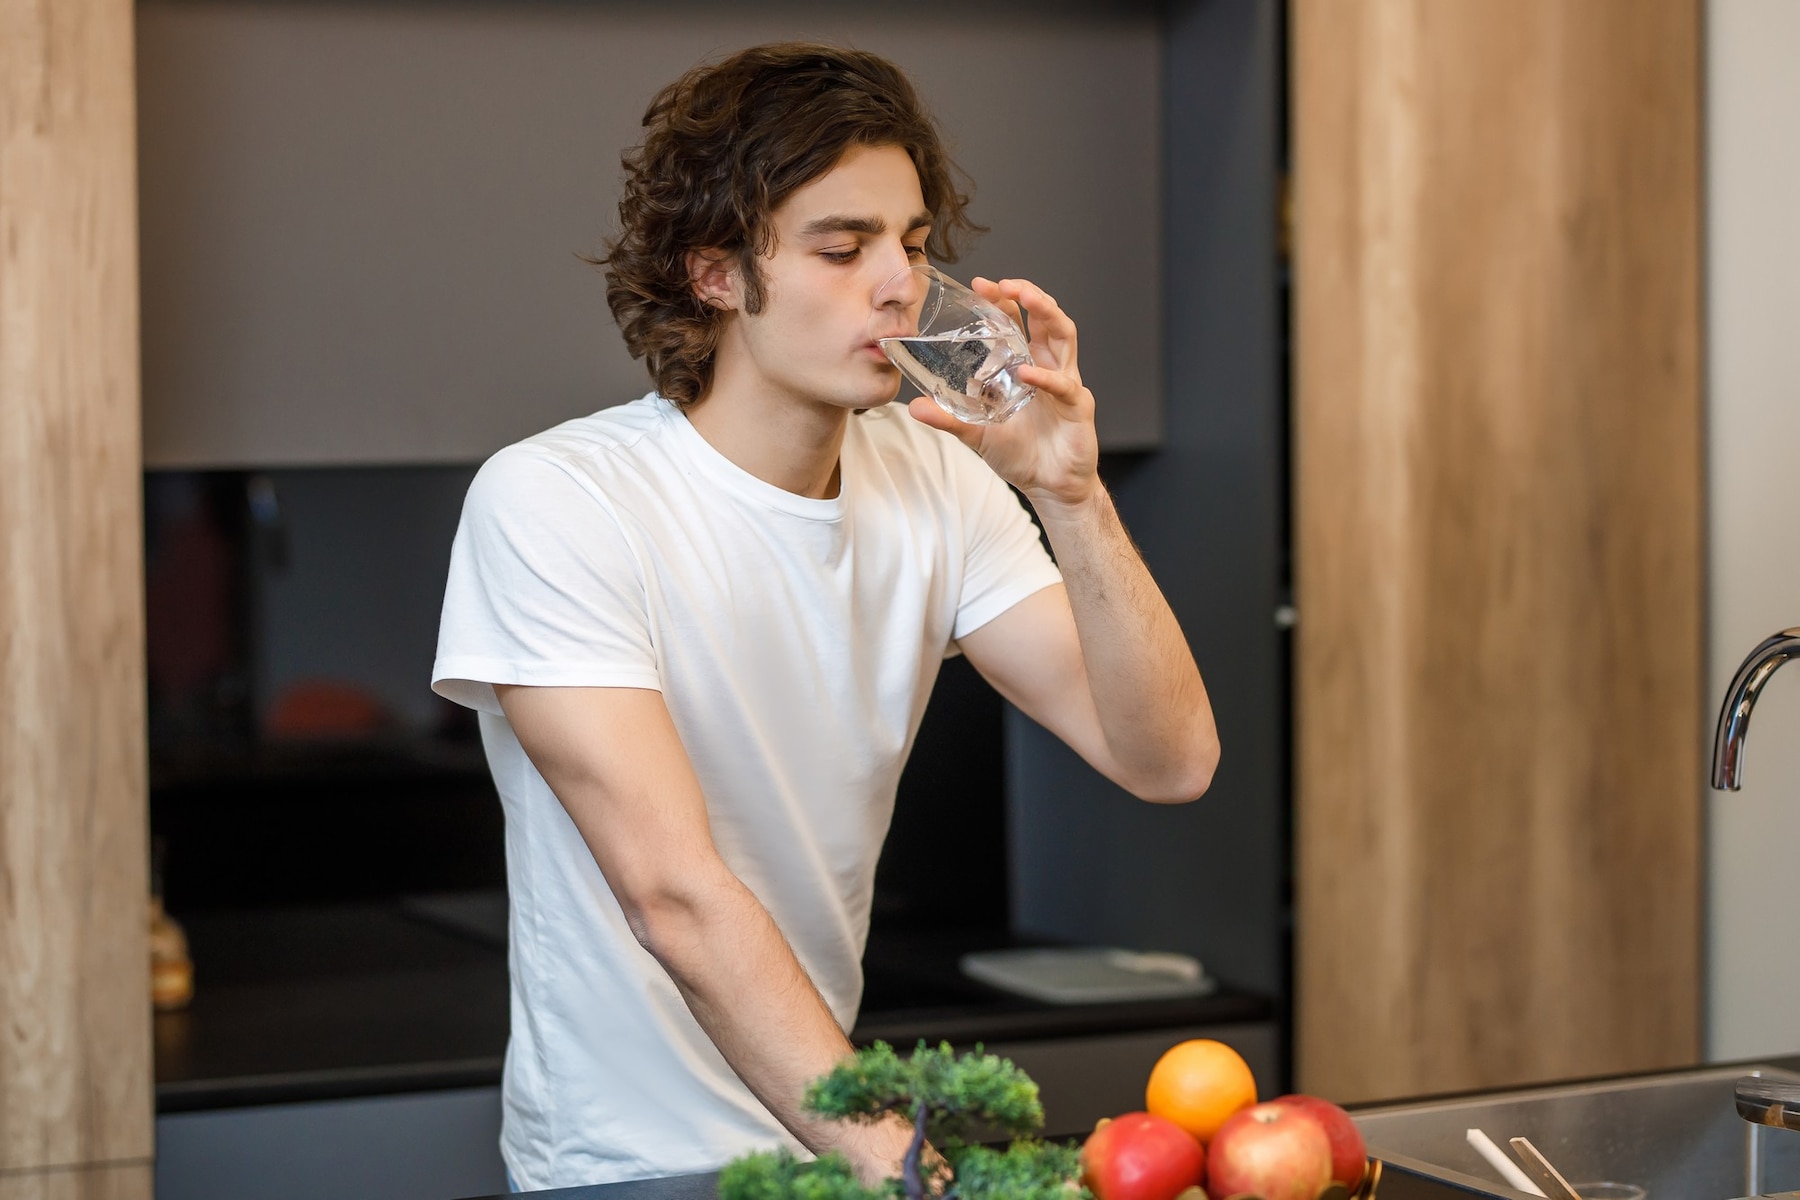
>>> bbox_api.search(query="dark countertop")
[160,898,1800,1200]
[156,896,1274,1113]
[466,1175,720,1200]
[156,900,511,1111]
[462,1054,1800,1200]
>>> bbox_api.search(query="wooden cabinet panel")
[0,1167,152,1200]
[1292,0,1703,1102]
[0,0,153,1176]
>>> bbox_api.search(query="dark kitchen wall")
[144,466,500,912]
[1007,0,1287,1005]
[144,465,1014,930]
[249,468,477,734]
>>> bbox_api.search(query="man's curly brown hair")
[600,43,984,408]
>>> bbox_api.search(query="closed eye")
[819,242,927,266]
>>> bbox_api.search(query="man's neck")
[682,379,848,501]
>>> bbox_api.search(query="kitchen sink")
[1353,1065,1800,1199]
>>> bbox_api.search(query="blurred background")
[3,1,1798,1198]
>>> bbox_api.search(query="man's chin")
[817,365,905,413]
[816,392,896,417]
[845,379,905,412]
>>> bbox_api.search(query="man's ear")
[686,249,738,311]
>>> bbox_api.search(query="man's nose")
[873,245,920,295]
[873,255,924,308]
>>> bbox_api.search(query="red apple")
[1205,1100,1332,1200]
[1273,1093,1367,1189]
[1081,1112,1208,1200]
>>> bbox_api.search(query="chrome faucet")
[1712,627,1800,790]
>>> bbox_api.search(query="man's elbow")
[616,871,725,962]
[1132,731,1220,805]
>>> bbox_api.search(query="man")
[432,43,1217,1190]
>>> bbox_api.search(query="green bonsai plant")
[717,1041,1091,1200]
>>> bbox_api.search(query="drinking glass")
[869,265,1037,425]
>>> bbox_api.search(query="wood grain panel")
[0,1165,152,1200]
[0,0,153,1174]
[1292,0,1703,1102]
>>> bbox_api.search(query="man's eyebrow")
[799,212,935,237]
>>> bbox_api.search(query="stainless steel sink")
[1352,1065,1800,1199]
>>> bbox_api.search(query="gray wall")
[137,1,1164,466]
[1703,0,1800,1061]
[1008,0,1286,1005]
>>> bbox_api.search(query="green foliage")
[804,1041,1046,1144]
[716,1148,890,1200]
[719,1043,1086,1200]
[946,1140,1091,1200]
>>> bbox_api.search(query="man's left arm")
[957,498,1217,803]
[908,277,1219,804]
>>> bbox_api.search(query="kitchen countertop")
[156,901,511,1111]
[155,897,1273,1113]
[461,1054,1800,1200]
[467,1175,721,1200]
[160,899,1797,1200]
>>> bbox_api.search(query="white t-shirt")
[431,393,1061,1188]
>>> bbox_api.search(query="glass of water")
[869,265,1037,425]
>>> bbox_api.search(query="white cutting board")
[959,946,1214,1005]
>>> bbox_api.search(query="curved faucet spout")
[1712,627,1800,790]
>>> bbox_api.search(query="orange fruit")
[1144,1038,1257,1143]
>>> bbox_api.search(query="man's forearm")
[498,683,914,1183]
[1031,482,1218,800]
[636,868,914,1179]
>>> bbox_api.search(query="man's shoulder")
[464,393,678,516]
[510,392,671,463]
[477,394,672,482]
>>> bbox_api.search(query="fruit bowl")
[1085,1039,1379,1200]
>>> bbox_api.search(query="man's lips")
[866,322,912,345]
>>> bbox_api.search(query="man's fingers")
[971,275,1075,342]
[970,276,1027,330]
[1015,363,1088,411]
[1006,279,1061,312]
[905,395,984,447]
[990,279,1077,368]
[1014,285,1075,344]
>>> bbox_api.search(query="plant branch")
[902,1097,930,1200]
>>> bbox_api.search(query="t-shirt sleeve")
[945,442,1064,642]
[432,444,660,715]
